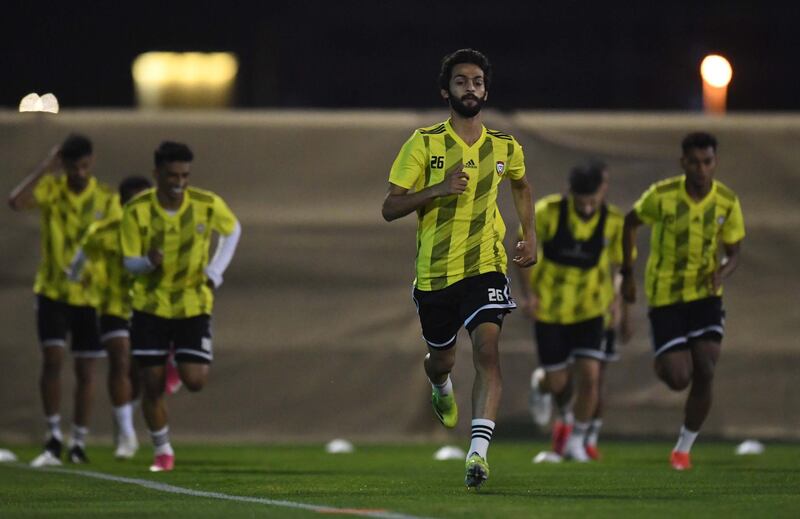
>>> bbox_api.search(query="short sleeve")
[633,184,660,225]
[211,195,238,236]
[722,197,745,244]
[506,139,526,181]
[33,174,58,207]
[388,132,426,190]
[120,206,142,258]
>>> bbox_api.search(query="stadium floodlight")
[19,93,59,113]
[700,54,733,115]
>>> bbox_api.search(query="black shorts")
[131,311,213,367]
[601,328,619,362]
[534,316,604,371]
[35,295,103,357]
[412,272,516,349]
[648,297,724,357]
[99,314,130,343]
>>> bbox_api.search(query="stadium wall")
[0,110,797,443]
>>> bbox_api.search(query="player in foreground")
[517,162,625,462]
[70,176,153,459]
[382,49,536,488]
[621,132,744,470]
[121,141,241,471]
[9,134,119,465]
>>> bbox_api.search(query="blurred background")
[1,1,798,444]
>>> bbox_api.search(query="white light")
[701,55,733,88]
[19,92,59,113]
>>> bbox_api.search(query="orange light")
[700,55,733,88]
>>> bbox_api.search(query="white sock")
[113,403,135,438]
[430,376,453,397]
[566,421,590,452]
[586,418,603,446]
[674,425,699,453]
[559,408,575,426]
[70,424,89,448]
[46,414,63,442]
[150,426,174,456]
[467,419,495,460]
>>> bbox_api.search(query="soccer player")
[69,176,153,459]
[517,161,625,462]
[382,49,536,488]
[621,132,744,470]
[8,134,120,466]
[121,141,241,472]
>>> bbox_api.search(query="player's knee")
[660,370,691,391]
[182,377,206,392]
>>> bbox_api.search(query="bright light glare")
[132,52,238,86]
[701,55,733,88]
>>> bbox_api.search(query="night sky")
[2,1,799,110]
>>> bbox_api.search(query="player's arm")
[381,170,468,222]
[509,176,536,267]
[120,206,160,274]
[621,210,643,303]
[205,220,241,289]
[711,240,742,292]
[8,144,60,211]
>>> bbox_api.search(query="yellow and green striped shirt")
[634,176,745,307]
[120,187,238,319]
[81,216,132,319]
[389,120,526,291]
[33,174,120,306]
[525,194,624,324]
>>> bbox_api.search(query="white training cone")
[532,451,563,464]
[0,448,18,462]
[433,445,466,460]
[325,438,355,454]
[735,440,765,455]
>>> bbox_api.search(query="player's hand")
[436,169,469,196]
[709,270,722,293]
[512,240,536,267]
[621,274,636,303]
[147,248,164,268]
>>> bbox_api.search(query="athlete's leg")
[106,336,132,407]
[654,348,693,391]
[141,364,168,431]
[177,362,209,392]
[684,339,721,431]
[72,357,96,428]
[469,322,502,421]
[425,346,456,385]
[40,346,64,419]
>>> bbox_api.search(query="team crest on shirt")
[496,161,505,175]
[196,223,206,234]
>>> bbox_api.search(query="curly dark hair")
[438,49,492,92]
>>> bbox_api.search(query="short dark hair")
[154,141,193,168]
[118,175,152,204]
[681,132,718,154]
[569,160,607,195]
[438,48,492,91]
[59,134,93,162]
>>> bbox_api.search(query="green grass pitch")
[1,441,798,518]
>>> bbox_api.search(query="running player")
[622,132,744,470]
[8,134,120,466]
[382,49,536,488]
[69,176,153,459]
[121,141,241,472]
[517,161,624,462]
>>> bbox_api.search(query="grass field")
[1,441,798,518]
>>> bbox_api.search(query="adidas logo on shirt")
[464,159,477,169]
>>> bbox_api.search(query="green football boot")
[431,391,458,428]
[464,452,490,489]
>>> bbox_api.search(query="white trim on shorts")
[423,333,457,349]
[132,348,169,356]
[100,329,129,343]
[174,348,213,361]
[571,348,606,361]
[463,302,517,329]
[41,339,67,348]
[653,325,725,358]
[72,350,108,359]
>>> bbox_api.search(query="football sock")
[674,425,699,453]
[586,418,603,446]
[430,376,453,397]
[151,426,174,456]
[566,421,589,452]
[113,403,135,438]
[70,424,88,448]
[46,414,63,442]
[467,419,495,460]
[558,407,575,425]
